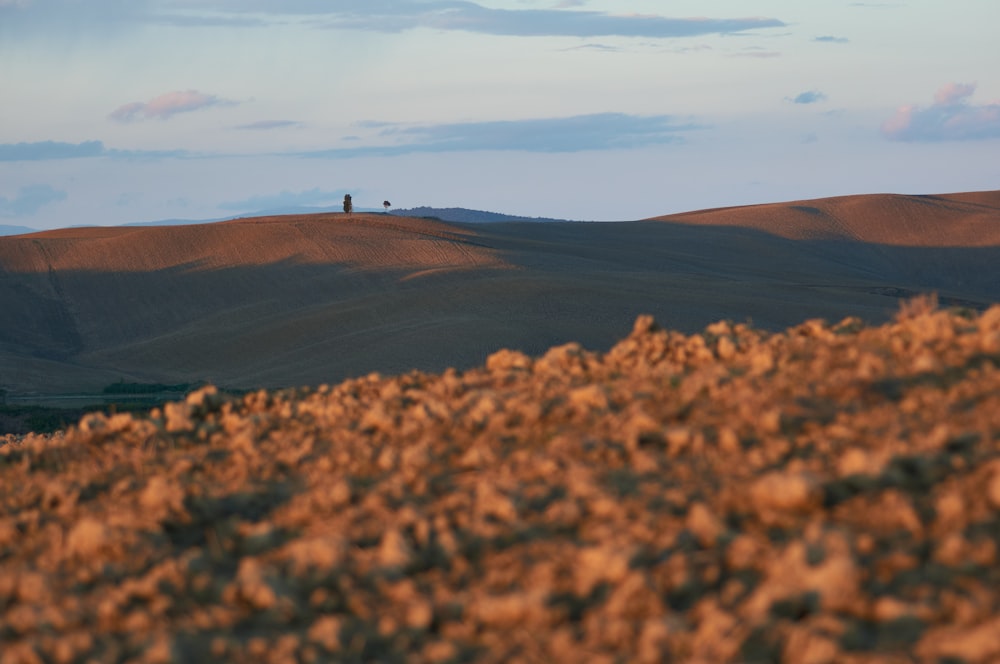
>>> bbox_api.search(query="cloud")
[933,82,976,105]
[790,90,827,105]
[219,187,351,211]
[0,140,105,161]
[729,50,781,59]
[0,184,67,217]
[3,114,689,164]
[161,1,784,39]
[0,0,155,39]
[106,147,193,160]
[149,12,267,28]
[561,43,620,52]
[0,140,192,161]
[299,113,696,158]
[236,120,303,130]
[3,1,785,41]
[0,113,692,172]
[109,90,237,123]
[813,35,848,43]
[882,83,1000,142]
[396,113,692,151]
[332,5,785,38]
[4,1,785,44]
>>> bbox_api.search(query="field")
[2,191,999,402]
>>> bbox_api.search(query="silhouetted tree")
[343,194,353,215]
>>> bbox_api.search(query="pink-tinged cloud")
[882,83,1000,142]
[933,82,976,105]
[109,90,235,123]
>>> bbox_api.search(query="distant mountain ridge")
[390,207,576,223]
[0,224,37,237]
[125,206,341,227]
[0,206,572,236]
[124,206,575,228]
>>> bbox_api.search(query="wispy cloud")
[813,35,849,44]
[161,1,785,39]
[789,90,827,105]
[219,187,351,211]
[3,1,785,45]
[0,184,67,217]
[0,140,192,161]
[0,0,155,39]
[299,113,697,158]
[397,113,693,151]
[560,43,620,52]
[0,140,105,161]
[2,114,691,163]
[109,90,237,123]
[882,83,1000,141]
[235,120,303,130]
[729,49,781,59]
[330,6,785,38]
[7,113,704,167]
[149,12,267,28]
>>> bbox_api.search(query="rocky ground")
[2,296,1000,663]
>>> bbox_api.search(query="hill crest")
[651,191,1000,247]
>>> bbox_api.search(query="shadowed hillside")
[1,192,999,398]
[390,207,574,223]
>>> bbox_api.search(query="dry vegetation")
[3,298,1000,663]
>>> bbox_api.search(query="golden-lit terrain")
[2,299,1000,662]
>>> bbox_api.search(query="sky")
[2,0,999,229]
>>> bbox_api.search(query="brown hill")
[652,190,1000,246]
[1,192,999,398]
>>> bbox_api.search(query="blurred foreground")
[2,298,1000,663]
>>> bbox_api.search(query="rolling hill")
[1,191,998,398]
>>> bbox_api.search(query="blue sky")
[2,0,999,228]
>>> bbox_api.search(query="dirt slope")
[2,300,999,662]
